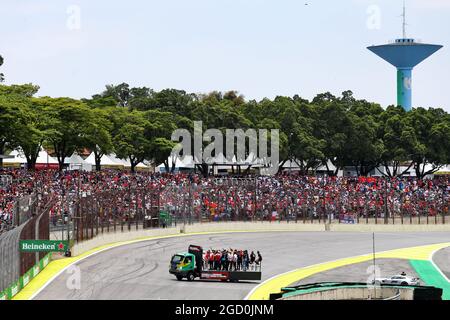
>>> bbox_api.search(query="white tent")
[36,149,59,165]
[35,149,59,169]
[435,165,450,176]
[108,153,150,171]
[179,155,195,169]
[3,149,59,169]
[85,153,124,170]
[64,153,92,172]
[108,153,130,166]
[156,155,195,172]
[3,150,27,168]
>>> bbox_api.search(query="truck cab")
[169,252,197,281]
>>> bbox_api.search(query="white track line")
[430,247,450,283]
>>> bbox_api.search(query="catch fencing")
[73,188,161,242]
[72,178,449,243]
[0,194,54,294]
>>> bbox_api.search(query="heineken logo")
[19,240,69,252]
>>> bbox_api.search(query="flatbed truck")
[169,245,262,282]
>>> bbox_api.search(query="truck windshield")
[171,255,184,264]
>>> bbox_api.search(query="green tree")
[95,83,153,110]
[314,101,351,175]
[0,84,40,167]
[144,109,190,172]
[344,112,383,176]
[113,111,152,173]
[406,108,450,178]
[145,89,197,117]
[377,106,415,177]
[39,97,94,170]
[0,83,39,97]
[83,108,114,171]
[14,97,56,170]
[191,98,253,176]
[0,95,24,166]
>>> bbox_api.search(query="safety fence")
[73,188,161,242]
[0,194,55,297]
[0,253,51,300]
[1,193,40,235]
[71,178,449,243]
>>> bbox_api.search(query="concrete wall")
[330,223,450,232]
[70,221,450,257]
[183,221,324,233]
[281,287,415,300]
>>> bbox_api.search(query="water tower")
[367,2,443,112]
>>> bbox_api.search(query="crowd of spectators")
[0,168,449,235]
[203,249,262,272]
[163,174,449,222]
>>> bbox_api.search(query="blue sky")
[1,0,449,111]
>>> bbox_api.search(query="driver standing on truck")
[204,251,210,270]
[227,250,233,271]
[215,251,221,270]
[208,251,214,270]
[256,251,263,270]
[221,250,227,271]
[233,251,238,271]
[250,251,256,270]
[243,250,249,271]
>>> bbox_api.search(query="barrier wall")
[330,223,450,232]
[0,253,51,300]
[280,287,414,300]
[0,196,53,296]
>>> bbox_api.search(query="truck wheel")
[176,275,183,281]
[187,272,195,282]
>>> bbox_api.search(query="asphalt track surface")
[291,259,419,286]
[35,232,450,300]
[434,247,450,279]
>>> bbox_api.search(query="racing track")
[33,232,450,300]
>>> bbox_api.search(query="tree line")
[0,79,449,177]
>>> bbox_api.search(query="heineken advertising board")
[19,240,69,252]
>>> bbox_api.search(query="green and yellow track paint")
[246,242,450,300]
[410,260,450,300]
[11,231,450,301]
[12,229,314,300]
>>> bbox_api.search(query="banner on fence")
[19,240,68,252]
[1,253,51,300]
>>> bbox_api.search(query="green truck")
[169,245,262,282]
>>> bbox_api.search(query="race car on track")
[372,275,421,286]
[169,245,262,282]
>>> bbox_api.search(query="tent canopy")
[65,153,92,171]
[85,153,124,168]
[3,149,59,165]
[3,150,27,164]
[108,153,149,170]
